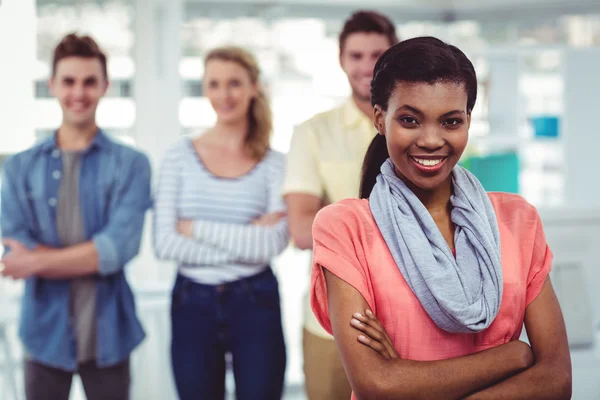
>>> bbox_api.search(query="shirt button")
[48,198,57,207]
[52,149,60,158]
[52,170,61,180]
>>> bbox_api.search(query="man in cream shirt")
[283,10,398,400]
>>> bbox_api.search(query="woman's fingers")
[252,212,285,226]
[364,309,395,343]
[351,318,385,342]
[353,310,399,359]
[353,312,388,341]
[351,317,395,359]
[357,334,391,360]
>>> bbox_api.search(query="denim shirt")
[0,130,152,371]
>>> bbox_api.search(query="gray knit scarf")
[369,158,502,333]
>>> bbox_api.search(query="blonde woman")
[153,47,288,400]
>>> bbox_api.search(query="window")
[107,80,133,98]
[182,79,203,97]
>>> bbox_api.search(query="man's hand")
[177,220,194,237]
[1,238,41,280]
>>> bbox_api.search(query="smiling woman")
[310,36,572,400]
[153,46,289,400]
[377,82,470,192]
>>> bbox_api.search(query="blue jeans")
[170,268,287,400]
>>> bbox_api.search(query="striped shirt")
[153,137,289,284]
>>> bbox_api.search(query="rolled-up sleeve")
[93,152,153,276]
[311,201,374,335]
[93,233,120,275]
[525,210,553,307]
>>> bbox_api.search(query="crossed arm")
[285,193,327,250]
[153,150,289,265]
[324,270,572,400]
[176,211,288,265]
[1,154,152,280]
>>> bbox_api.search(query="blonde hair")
[205,46,272,160]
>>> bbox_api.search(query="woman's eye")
[444,118,463,127]
[399,117,418,125]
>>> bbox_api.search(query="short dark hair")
[52,33,108,78]
[360,36,478,198]
[339,10,398,53]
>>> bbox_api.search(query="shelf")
[468,134,563,149]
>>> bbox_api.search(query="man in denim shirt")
[0,33,152,400]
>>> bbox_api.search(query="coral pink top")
[311,193,552,398]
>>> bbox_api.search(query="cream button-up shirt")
[283,98,377,338]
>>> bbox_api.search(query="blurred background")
[1,0,600,399]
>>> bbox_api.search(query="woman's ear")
[373,105,386,136]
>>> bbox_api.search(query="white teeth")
[413,157,443,167]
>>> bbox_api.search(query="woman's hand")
[177,212,285,236]
[252,212,286,226]
[351,309,399,360]
[177,220,193,237]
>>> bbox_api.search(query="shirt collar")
[40,128,110,154]
[342,97,373,129]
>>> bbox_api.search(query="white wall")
[0,0,36,154]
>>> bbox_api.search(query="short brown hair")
[339,10,399,53]
[52,33,108,78]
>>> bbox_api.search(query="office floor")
[0,376,308,400]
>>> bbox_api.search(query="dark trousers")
[170,268,287,400]
[24,359,130,400]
